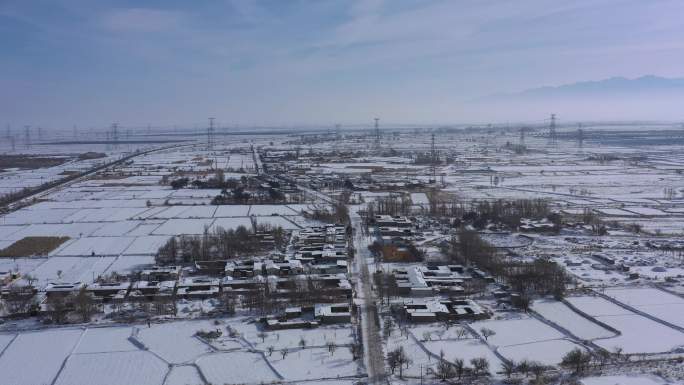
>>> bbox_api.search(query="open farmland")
[2,125,684,385]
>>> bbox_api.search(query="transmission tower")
[24,125,31,148]
[207,117,216,150]
[373,118,380,149]
[5,124,10,140]
[111,123,119,143]
[548,114,557,147]
[430,133,437,183]
[519,127,526,145]
[577,123,584,148]
[37,126,43,141]
[73,125,78,139]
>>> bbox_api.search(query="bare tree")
[470,357,489,377]
[45,295,69,324]
[349,342,362,360]
[435,350,455,380]
[501,360,515,379]
[456,328,467,339]
[453,358,465,380]
[327,341,337,356]
[74,287,97,322]
[480,327,496,341]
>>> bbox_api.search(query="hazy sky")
[2,0,683,128]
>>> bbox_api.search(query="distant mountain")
[467,76,684,121]
[479,75,684,102]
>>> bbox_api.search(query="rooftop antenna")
[208,117,215,150]
[548,114,557,147]
[373,118,380,150]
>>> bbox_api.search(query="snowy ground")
[0,317,362,385]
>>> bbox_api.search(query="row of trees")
[388,347,492,380]
[448,230,568,303]
[43,288,99,324]
[156,224,287,264]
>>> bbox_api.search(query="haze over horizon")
[2,0,684,128]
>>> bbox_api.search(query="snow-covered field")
[0,318,361,385]
[471,316,585,364]
[581,374,667,385]
[603,286,684,329]
[55,351,168,385]
[532,299,616,340]
[567,295,684,353]
[196,352,281,384]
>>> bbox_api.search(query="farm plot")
[165,366,204,385]
[532,299,615,340]
[268,347,359,380]
[104,255,155,275]
[136,320,215,364]
[581,375,667,385]
[567,295,684,353]
[152,218,216,235]
[211,217,256,231]
[231,322,354,351]
[75,327,137,353]
[471,316,584,365]
[248,204,299,216]
[27,256,116,287]
[7,222,101,240]
[197,352,281,384]
[122,236,170,255]
[90,221,142,236]
[213,205,251,217]
[604,287,684,328]
[55,351,168,385]
[54,236,135,256]
[422,339,503,371]
[0,328,83,385]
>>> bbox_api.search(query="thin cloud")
[100,8,183,33]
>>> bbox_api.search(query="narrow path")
[350,206,387,384]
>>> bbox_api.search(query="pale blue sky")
[1,0,683,128]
